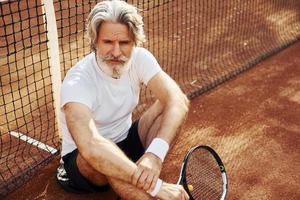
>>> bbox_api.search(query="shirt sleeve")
[134,48,162,85]
[60,69,96,111]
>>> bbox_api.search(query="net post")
[42,0,62,140]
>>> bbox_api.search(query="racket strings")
[185,148,224,200]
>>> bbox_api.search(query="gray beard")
[95,54,132,79]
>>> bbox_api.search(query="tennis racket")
[177,145,228,200]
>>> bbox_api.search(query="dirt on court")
[4,42,300,199]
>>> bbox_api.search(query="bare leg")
[76,153,154,200]
[138,100,164,147]
[139,99,185,148]
[76,152,108,186]
[108,177,154,200]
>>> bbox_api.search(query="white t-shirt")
[60,47,162,156]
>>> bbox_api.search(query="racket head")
[178,145,228,200]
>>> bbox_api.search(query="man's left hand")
[131,152,162,192]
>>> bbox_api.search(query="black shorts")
[62,120,145,193]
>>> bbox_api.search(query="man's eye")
[103,40,112,44]
[120,41,130,45]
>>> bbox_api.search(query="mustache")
[100,55,129,62]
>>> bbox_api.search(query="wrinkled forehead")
[98,21,134,41]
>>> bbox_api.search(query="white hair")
[86,0,146,52]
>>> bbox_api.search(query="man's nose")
[111,42,122,58]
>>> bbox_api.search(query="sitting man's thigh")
[76,152,108,186]
[63,149,109,193]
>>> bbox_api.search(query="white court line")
[10,131,58,154]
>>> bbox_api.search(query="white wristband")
[145,138,169,162]
[148,178,162,197]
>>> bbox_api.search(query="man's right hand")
[132,152,162,192]
[156,182,189,200]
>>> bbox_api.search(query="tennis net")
[0,0,299,196]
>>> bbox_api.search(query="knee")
[76,153,108,185]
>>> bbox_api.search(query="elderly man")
[56,0,189,199]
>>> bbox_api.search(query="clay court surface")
[3,40,299,200]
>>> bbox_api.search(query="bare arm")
[147,71,190,144]
[64,102,136,183]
